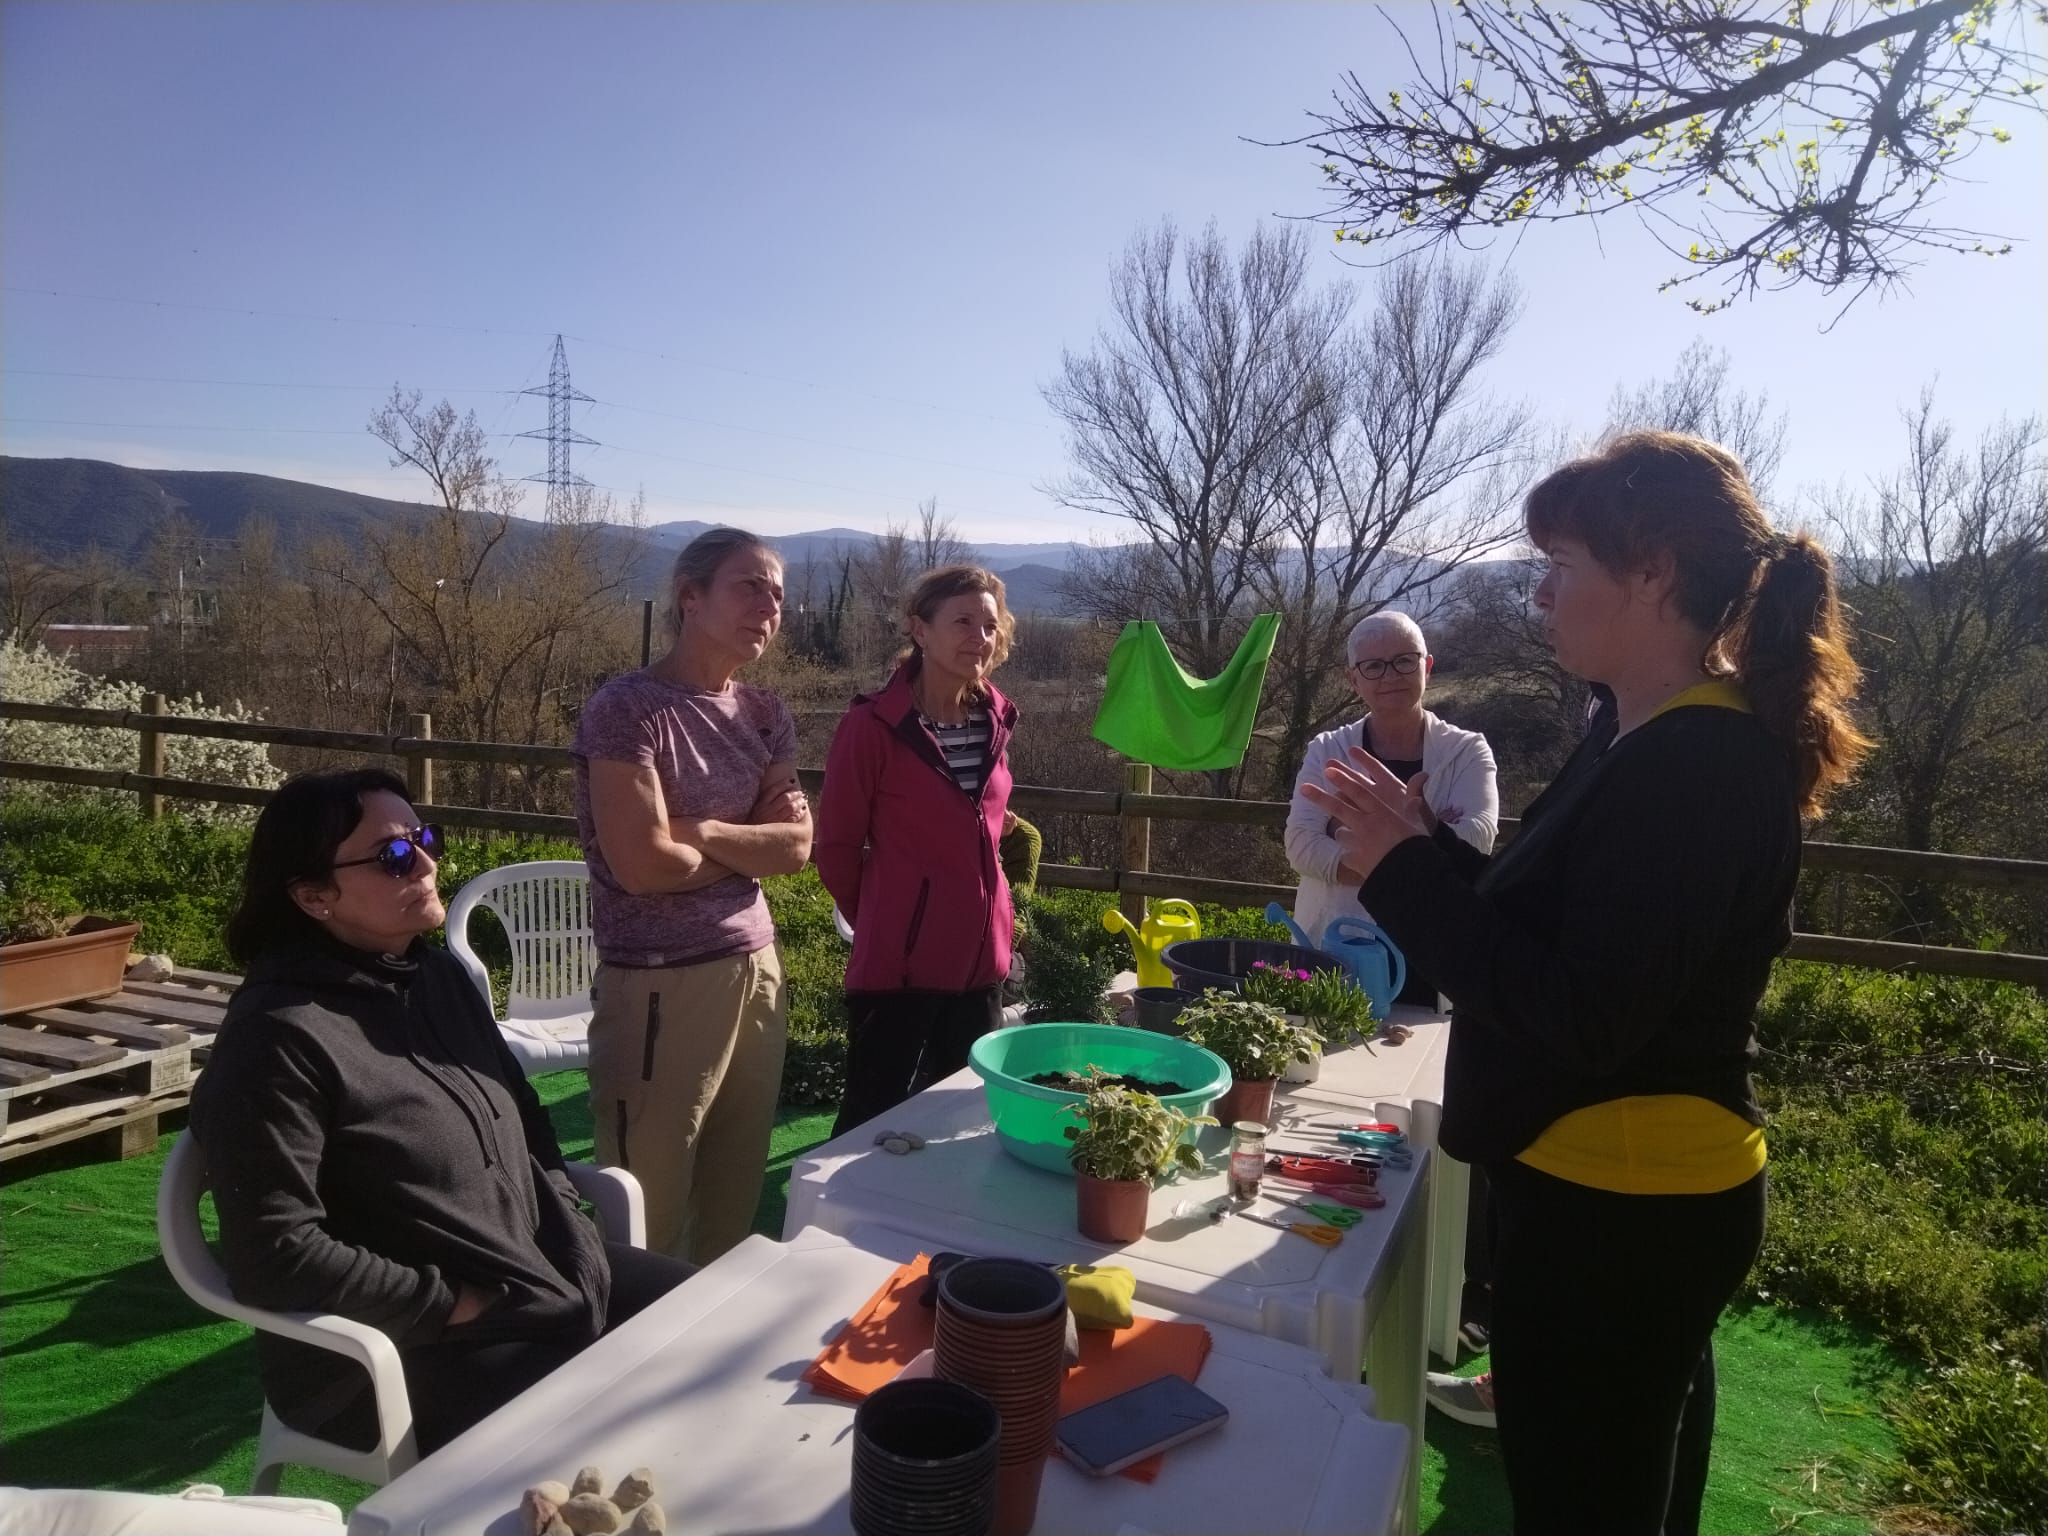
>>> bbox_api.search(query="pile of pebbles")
[519,1465,665,1534]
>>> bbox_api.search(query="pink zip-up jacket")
[815,663,1018,993]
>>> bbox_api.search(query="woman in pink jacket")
[816,565,1019,1136]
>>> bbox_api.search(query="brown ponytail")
[1725,530,1871,817]
[1525,430,1870,818]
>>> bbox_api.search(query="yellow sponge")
[1057,1263,1136,1330]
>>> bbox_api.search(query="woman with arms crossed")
[1304,432,1867,1536]
[574,528,809,1266]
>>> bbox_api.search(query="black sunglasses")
[332,824,443,879]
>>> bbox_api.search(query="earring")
[319,909,332,918]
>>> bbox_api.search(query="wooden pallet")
[0,970,236,1162]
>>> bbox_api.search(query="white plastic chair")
[445,860,598,1076]
[157,1131,645,1493]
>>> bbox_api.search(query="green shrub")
[1886,1346,2048,1536]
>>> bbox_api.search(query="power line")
[3,372,1050,480]
[2,284,1057,431]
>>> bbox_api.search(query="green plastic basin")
[967,1023,1232,1176]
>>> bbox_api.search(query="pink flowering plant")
[1241,961,1377,1047]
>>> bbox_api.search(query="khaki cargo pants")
[588,945,787,1266]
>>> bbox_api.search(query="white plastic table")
[784,1071,1433,1535]
[347,1224,1412,1536]
[1280,1006,1469,1364]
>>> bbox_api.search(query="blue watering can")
[1264,903,1409,1021]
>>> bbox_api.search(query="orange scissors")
[1235,1209,1344,1246]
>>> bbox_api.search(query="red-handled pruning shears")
[1269,1154,1378,1186]
[1267,1175,1386,1209]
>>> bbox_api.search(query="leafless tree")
[910,498,974,572]
[0,523,99,645]
[1254,257,1533,794]
[1825,392,2047,854]
[1043,221,1354,682]
[1608,339,1789,498]
[1284,1,2047,311]
[323,389,643,806]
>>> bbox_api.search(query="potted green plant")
[1176,988,1319,1125]
[1242,963,1378,1083]
[1062,1069,1212,1243]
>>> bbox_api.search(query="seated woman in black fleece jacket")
[1303,432,1869,1536]
[190,769,692,1457]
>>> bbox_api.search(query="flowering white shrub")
[1,638,284,823]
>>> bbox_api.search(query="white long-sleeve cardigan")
[1283,710,1500,943]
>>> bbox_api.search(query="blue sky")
[4,1,2044,547]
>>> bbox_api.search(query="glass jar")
[1228,1120,1268,1202]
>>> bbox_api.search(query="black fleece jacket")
[189,933,610,1435]
[1360,702,1801,1166]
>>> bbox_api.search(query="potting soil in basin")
[968,1023,1231,1176]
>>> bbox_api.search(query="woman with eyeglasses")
[191,769,693,1458]
[1283,611,1500,994]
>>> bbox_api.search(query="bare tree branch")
[1277,0,2047,309]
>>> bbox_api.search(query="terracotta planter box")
[0,920,142,1013]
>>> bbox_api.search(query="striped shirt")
[925,708,993,796]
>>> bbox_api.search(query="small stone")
[533,1482,572,1507]
[881,1136,912,1155]
[520,1486,563,1536]
[903,1133,926,1150]
[610,1469,654,1512]
[626,1503,666,1534]
[570,1467,605,1497]
[560,1493,624,1534]
[126,953,174,982]
[540,1520,571,1536]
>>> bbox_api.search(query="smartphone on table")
[1054,1373,1229,1478]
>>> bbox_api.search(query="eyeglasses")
[331,825,443,879]
[1351,652,1424,680]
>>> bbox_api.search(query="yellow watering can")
[1102,899,1201,989]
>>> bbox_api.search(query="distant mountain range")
[0,456,1088,613]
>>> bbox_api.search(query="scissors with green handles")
[1264,1194,1362,1228]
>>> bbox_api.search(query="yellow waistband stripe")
[1516,1094,1766,1194]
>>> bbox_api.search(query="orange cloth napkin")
[802,1255,1213,1483]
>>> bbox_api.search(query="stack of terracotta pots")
[933,1258,1070,1536]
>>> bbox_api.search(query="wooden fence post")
[1119,762,1152,927]
[404,713,434,805]
[138,692,167,820]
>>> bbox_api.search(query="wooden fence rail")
[5,700,2045,986]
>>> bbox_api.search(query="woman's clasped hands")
[1300,746,1437,885]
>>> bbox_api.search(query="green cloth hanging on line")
[1091,612,1282,771]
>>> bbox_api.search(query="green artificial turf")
[1419,1304,1904,1535]
[3,1080,1898,1531]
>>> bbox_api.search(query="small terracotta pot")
[1214,1077,1277,1127]
[1073,1170,1151,1244]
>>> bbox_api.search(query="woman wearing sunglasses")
[1302,432,1869,1535]
[1283,610,1500,991]
[191,769,692,1458]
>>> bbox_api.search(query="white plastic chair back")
[445,861,596,1073]
[156,1132,420,1492]
[157,1135,644,1492]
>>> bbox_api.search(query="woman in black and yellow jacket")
[1303,430,1869,1536]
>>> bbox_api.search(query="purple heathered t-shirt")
[571,670,798,968]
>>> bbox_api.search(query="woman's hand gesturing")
[1302,747,1434,886]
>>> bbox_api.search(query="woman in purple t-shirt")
[571,529,808,1265]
